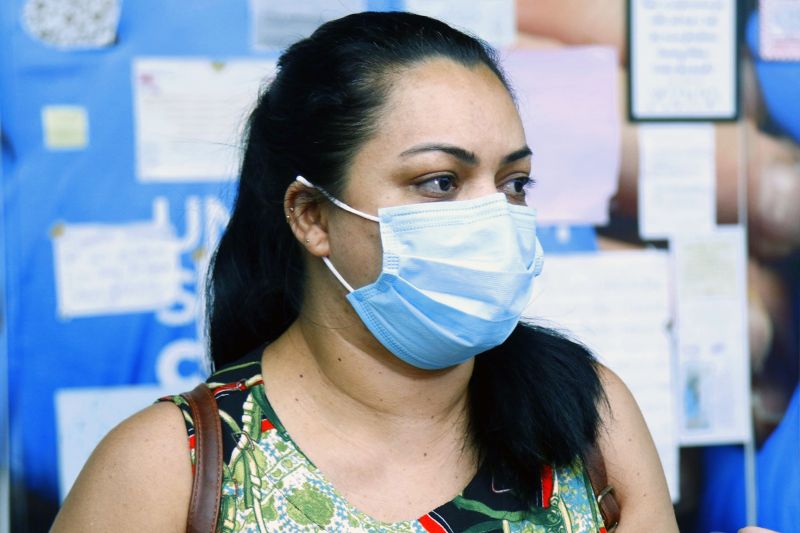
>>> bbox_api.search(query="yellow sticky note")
[42,105,89,149]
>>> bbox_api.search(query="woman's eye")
[417,175,457,196]
[500,176,534,196]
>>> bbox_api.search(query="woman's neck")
[259,314,478,523]
[261,314,475,457]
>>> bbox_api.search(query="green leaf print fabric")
[159,349,607,533]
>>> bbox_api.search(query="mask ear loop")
[295,175,374,294]
[295,175,380,222]
[322,257,355,293]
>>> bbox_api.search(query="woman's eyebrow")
[399,143,478,165]
[398,143,532,167]
[501,146,533,165]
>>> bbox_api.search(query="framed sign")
[628,0,740,122]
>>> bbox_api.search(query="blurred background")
[0,0,798,531]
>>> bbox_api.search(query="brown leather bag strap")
[181,383,223,533]
[584,444,620,532]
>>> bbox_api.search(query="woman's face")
[324,57,531,290]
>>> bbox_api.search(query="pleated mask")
[296,175,544,370]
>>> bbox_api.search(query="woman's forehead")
[371,58,526,155]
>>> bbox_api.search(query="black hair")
[208,11,604,508]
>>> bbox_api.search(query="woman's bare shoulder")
[51,401,192,533]
[594,364,679,532]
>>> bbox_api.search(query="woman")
[52,12,676,532]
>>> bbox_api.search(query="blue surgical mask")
[296,175,544,370]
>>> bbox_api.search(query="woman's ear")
[284,179,330,257]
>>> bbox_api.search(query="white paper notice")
[55,385,180,501]
[405,0,516,48]
[503,47,621,225]
[523,250,679,501]
[52,222,181,318]
[250,0,366,50]
[760,0,800,61]
[630,0,737,120]
[673,226,751,445]
[638,123,716,240]
[133,59,276,182]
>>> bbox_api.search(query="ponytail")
[206,90,304,369]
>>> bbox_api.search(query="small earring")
[285,215,291,222]
[304,238,310,244]
[289,207,295,212]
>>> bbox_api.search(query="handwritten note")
[503,47,620,225]
[55,385,178,501]
[249,0,366,50]
[523,250,679,500]
[133,59,276,182]
[405,0,516,48]
[630,0,737,120]
[638,123,716,240]
[52,222,181,318]
[760,0,800,60]
[672,226,751,445]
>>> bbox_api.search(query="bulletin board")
[0,1,423,528]
[0,1,763,530]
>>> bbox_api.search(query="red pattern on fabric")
[600,527,607,533]
[261,418,275,432]
[418,513,448,533]
[211,381,244,395]
[188,434,196,476]
[212,378,264,396]
[541,464,554,508]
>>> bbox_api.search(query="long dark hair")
[208,11,604,507]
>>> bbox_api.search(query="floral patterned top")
[161,349,608,532]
